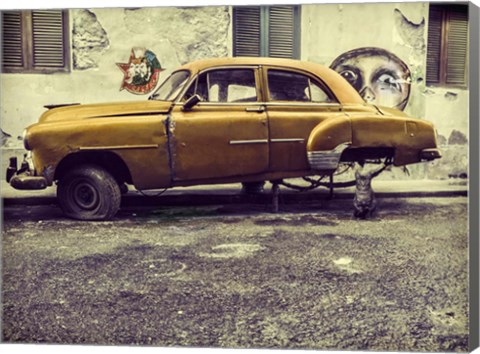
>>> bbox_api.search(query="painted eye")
[340,70,358,85]
[377,73,401,92]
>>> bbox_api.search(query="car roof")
[177,57,365,105]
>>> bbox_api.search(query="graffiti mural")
[330,47,411,110]
[117,48,165,95]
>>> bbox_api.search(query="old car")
[6,57,441,220]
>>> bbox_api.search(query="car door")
[263,67,345,172]
[169,67,269,181]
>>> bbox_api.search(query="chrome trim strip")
[229,139,269,145]
[308,143,351,170]
[265,102,341,108]
[78,144,159,151]
[271,138,305,143]
[180,102,341,108]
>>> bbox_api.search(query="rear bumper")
[420,148,442,161]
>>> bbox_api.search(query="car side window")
[183,69,258,103]
[268,70,334,103]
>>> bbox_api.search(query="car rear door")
[169,66,269,181]
[263,67,345,172]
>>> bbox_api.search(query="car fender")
[306,116,352,171]
[26,116,172,189]
[348,115,438,166]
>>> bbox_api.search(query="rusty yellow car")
[6,57,441,220]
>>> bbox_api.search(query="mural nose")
[360,87,376,102]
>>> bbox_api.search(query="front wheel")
[57,165,121,220]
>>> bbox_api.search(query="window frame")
[265,68,339,104]
[1,9,70,74]
[180,66,262,105]
[426,4,469,88]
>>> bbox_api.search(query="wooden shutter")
[426,4,468,86]
[445,6,468,85]
[2,10,69,73]
[426,7,443,84]
[32,10,66,69]
[233,5,300,59]
[268,6,297,59]
[2,11,25,69]
[233,7,261,57]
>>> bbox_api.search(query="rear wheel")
[57,165,121,220]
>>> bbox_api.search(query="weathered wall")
[1,4,469,180]
[1,6,231,148]
[301,2,468,179]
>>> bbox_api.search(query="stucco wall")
[1,4,469,180]
[1,6,231,147]
[301,2,469,179]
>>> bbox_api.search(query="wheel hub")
[73,182,99,210]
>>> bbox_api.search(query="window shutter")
[31,10,66,69]
[426,7,443,84]
[2,11,25,69]
[445,6,468,85]
[233,7,262,57]
[268,6,297,59]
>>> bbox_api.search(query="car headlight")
[22,129,31,151]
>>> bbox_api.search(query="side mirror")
[182,94,201,111]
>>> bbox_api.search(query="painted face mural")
[330,47,411,111]
[117,48,165,95]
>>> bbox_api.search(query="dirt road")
[1,197,469,351]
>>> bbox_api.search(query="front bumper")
[6,156,47,190]
[10,173,48,190]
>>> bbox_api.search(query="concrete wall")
[301,2,469,179]
[1,4,469,180]
[1,6,231,148]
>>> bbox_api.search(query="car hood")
[38,100,173,123]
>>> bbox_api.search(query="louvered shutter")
[233,5,300,59]
[426,7,443,84]
[426,4,468,86]
[268,6,297,58]
[445,6,468,85]
[2,11,25,69]
[2,10,68,73]
[32,10,66,69]
[233,7,262,57]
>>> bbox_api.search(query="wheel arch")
[54,151,133,185]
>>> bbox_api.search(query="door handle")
[245,106,265,113]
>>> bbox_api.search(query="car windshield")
[149,70,190,101]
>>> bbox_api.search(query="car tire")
[57,165,121,221]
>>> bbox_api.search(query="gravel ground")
[1,197,469,351]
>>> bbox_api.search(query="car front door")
[169,67,269,182]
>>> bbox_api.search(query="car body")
[7,57,441,220]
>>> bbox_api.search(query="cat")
[353,162,377,219]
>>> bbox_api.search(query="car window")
[268,70,334,103]
[183,69,258,103]
[150,70,190,101]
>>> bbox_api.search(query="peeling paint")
[1,128,12,147]
[445,92,458,101]
[393,8,425,51]
[448,130,468,145]
[72,10,110,70]
[123,7,229,65]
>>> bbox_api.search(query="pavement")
[1,178,468,207]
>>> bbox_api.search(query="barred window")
[426,4,468,86]
[2,10,70,73]
[233,5,300,59]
